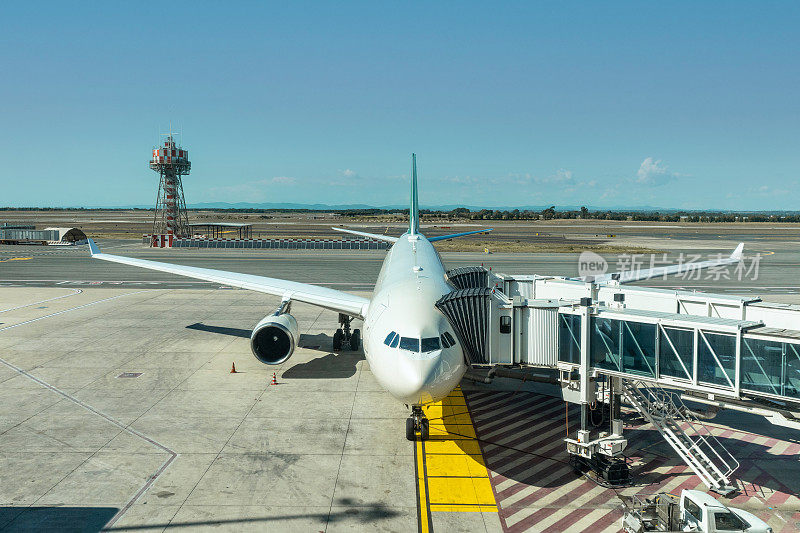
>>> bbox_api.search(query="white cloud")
[635,157,680,186]
[271,176,296,184]
[548,168,574,183]
[341,168,356,177]
[748,184,790,197]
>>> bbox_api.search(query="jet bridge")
[438,267,800,493]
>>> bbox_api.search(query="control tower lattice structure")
[150,135,191,237]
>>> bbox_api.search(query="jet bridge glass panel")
[741,336,800,399]
[658,327,694,381]
[589,318,656,378]
[558,314,581,364]
[698,332,736,388]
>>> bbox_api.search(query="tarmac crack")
[324,354,362,532]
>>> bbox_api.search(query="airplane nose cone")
[389,358,435,404]
[383,350,466,406]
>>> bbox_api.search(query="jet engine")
[250,312,298,365]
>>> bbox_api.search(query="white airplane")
[87,154,745,441]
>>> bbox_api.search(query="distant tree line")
[4,206,800,223]
[415,207,800,223]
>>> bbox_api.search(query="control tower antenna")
[149,129,191,237]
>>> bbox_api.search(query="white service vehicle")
[623,490,772,533]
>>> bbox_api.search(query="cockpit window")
[384,332,397,346]
[421,337,441,352]
[399,337,420,352]
[441,332,457,348]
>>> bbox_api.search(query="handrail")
[623,380,739,487]
[637,382,739,478]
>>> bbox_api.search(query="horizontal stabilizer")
[428,228,493,242]
[331,227,398,243]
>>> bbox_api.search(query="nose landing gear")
[333,313,360,352]
[406,406,429,441]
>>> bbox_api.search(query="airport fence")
[143,235,390,250]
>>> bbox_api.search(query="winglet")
[731,243,744,261]
[87,238,101,256]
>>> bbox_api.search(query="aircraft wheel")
[350,329,360,351]
[420,418,430,441]
[406,418,416,441]
[333,329,343,351]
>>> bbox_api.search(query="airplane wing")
[428,228,493,242]
[582,243,745,284]
[331,227,398,243]
[86,239,369,318]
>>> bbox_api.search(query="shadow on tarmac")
[0,506,119,532]
[283,346,365,379]
[100,500,398,531]
[452,389,797,497]
[186,322,249,338]
[185,324,364,378]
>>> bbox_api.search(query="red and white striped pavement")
[463,389,800,533]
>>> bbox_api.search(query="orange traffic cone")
[230,362,237,373]
[271,372,278,385]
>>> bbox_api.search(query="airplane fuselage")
[362,232,466,406]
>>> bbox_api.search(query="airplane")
[86,154,745,441]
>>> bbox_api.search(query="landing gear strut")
[333,313,360,352]
[406,406,429,441]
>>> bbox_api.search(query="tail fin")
[409,153,419,235]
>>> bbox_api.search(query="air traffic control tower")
[150,134,191,237]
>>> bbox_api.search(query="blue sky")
[1,2,798,210]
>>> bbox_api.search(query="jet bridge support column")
[578,296,595,443]
[564,295,630,486]
[609,376,623,436]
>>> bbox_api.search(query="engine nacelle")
[250,313,299,365]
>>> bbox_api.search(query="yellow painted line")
[420,386,498,514]
[429,504,496,512]
[0,257,32,263]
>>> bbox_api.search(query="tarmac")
[1,235,799,532]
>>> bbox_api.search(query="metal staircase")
[621,380,739,495]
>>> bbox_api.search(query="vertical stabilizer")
[410,153,419,235]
